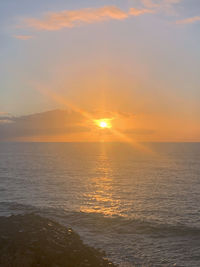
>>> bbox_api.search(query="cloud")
[0,110,90,141]
[24,6,128,31]
[141,0,182,14]
[0,109,141,141]
[0,113,14,124]
[0,120,13,124]
[176,16,200,24]
[0,112,10,115]
[141,0,182,8]
[14,35,33,40]
[129,8,155,16]
[21,6,153,31]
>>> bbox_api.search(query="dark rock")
[0,214,116,267]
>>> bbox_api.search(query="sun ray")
[35,84,155,154]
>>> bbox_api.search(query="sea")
[0,142,200,267]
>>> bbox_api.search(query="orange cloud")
[22,6,153,31]
[129,8,154,16]
[24,6,128,31]
[0,112,10,115]
[176,16,200,24]
[14,35,33,40]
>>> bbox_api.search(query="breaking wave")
[1,201,200,237]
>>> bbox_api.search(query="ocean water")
[0,142,200,267]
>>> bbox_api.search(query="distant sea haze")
[0,142,200,266]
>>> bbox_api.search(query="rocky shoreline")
[0,214,116,267]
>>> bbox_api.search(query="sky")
[0,0,200,142]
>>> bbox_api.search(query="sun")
[99,121,108,128]
[94,119,112,129]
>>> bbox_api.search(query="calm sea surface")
[0,142,200,266]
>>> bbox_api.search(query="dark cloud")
[0,109,90,141]
[0,114,14,124]
[0,116,13,122]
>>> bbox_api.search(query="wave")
[1,201,200,238]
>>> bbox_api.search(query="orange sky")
[0,0,200,142]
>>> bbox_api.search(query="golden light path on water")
[35,86,156,155]
[80,145,120,216]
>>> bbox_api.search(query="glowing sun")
[94,119,112,129]
[99,121,108,128]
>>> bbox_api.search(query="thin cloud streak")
[141,0,182,15]
[129,8,154,16]
[142,0,182,8]
[22,6,153,31]
[176,16,200,24]
[0,112,10,115]
[14,35,33,40]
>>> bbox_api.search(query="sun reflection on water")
[80,144,120,216]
